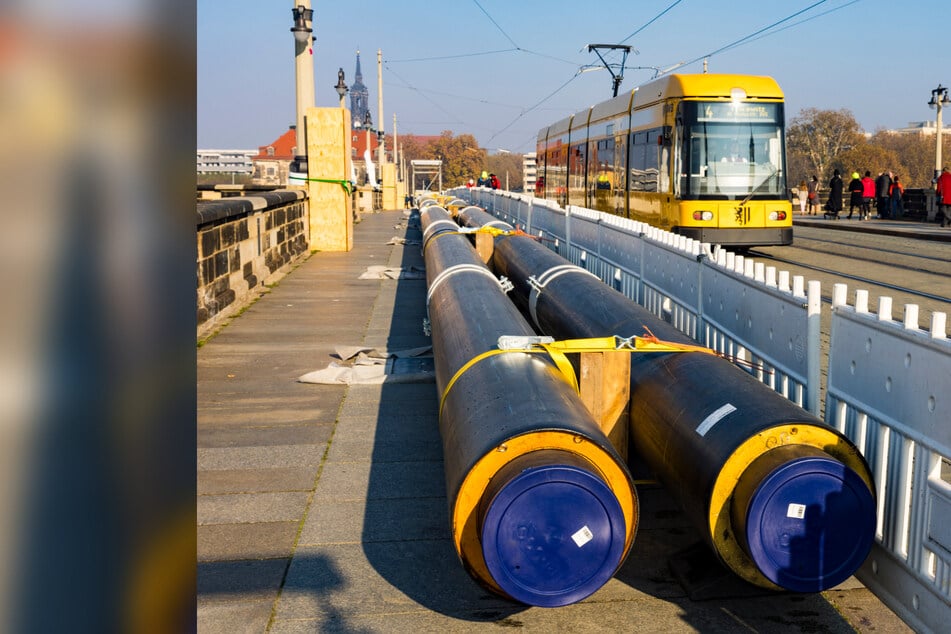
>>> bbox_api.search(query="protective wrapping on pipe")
[458,205,876,593]
[420,205,638,607]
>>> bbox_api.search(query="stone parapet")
[196,190,309,338]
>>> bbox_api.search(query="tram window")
[676,101,786,200]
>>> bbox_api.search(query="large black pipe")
[420,205,638,607]
[459,205,876,593]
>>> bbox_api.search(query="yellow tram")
[536,74,792,247]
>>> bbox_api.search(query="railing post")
[807,279,822,415]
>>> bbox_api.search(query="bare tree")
[787,108,864,183]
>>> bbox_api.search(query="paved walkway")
[198,208,911,633]
[793,212,951,242]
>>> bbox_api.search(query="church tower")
[349,50,370,129]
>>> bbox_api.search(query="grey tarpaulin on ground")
[358,265,426,280]
[297,345,434,384]
[386,236,421,246]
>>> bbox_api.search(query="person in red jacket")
[937,166,951,227]
[861,170,875,220]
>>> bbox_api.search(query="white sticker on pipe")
[787,503,806,519]
[695,403,737,437]
[572,525,594,547]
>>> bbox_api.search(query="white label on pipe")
[572,525,594,547]
[695,403,737,437]
[787,503,807,519]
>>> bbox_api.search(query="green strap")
[296,176,353,195]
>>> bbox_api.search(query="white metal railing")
[828,285,951,634]
[460,187,819,412]
[452,187,951,632]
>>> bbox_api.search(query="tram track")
[748,249,951,305]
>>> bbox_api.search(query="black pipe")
[420,205,638,607]
[460,206,876,592]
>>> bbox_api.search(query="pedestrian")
[875,169,892,219]
[889,176,904,219]
[847,171,863,219]
[798,179,808,215]
[477,170,488,187]
[489,173,501,190]
[861,170,875,220]
[936,166,951,227]
[466,178,474,188]
[826,169,843,219]
[807,175,820,215]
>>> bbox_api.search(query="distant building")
[251,126,297,186]
[889,121,951,136]
[197,149,256,174]
[523,152,537,194]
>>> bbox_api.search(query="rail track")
[748,226,951,324]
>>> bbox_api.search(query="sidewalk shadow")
[360,208,524,622]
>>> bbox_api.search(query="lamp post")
[929,84,950,181]
[377,49,385,168]
[335,68,348,109]
[290,2,315,180]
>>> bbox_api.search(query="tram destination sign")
[698,102,778,123]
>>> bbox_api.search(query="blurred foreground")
[0,3,196,631]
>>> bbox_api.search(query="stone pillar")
[305,106,353,251]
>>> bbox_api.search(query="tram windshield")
[676,101,786,200]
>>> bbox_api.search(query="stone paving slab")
[198,521,300,561]
[198,445,327,471]
[297,497,449,545]
[197,491,311,525]
[198,467,316,496]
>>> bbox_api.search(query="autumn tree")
[486,152,524,191]
[868,130,951,187]
[786,108,864,184]
[430,131,486,187]
[832,142,899,187]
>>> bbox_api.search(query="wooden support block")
[474,232,494,264]
[579,350,630,460]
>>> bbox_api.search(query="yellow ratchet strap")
[424,226,531,251]
[437,331,716,418]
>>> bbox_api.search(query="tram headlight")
[692,210,714,221]
[768,210,787,221]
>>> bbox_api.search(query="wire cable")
[676,0,831,70]
[472,0,520,49]
[387,48,518,63]
[486,71,582,145]
[618,0,684,45]
[717,0,860,53]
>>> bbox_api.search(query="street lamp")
[290,4,312,43]
[334,68,348,109]
[356,110,379,186]
[928,84,950,180]
[289,2,315,182]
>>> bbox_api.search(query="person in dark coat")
[875,170,892,219]
[826,169,843,219]
[847,171,863,219]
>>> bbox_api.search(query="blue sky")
[198,0,949,153]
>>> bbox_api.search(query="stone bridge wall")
[197,190,309,338]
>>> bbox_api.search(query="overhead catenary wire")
[472,0,520,49]
[486,71,583,145]
[672,0,831,72]
[715,0,860,54]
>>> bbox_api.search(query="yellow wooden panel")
[305,107,353,251]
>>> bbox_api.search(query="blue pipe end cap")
[480,463,626,607]
[743,455,875,592]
